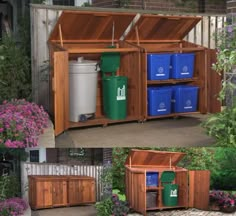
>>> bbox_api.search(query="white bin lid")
[69,57,98,66]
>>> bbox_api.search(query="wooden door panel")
[175,171,188,207]
[79,180,96,203]
[189,170,210,210]
[68,179,81,205]
[53,51,69,136]
[36,181,52,208]
[52,180,67,206]
[132,172,146,215]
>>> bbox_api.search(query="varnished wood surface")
[28,175,96,210]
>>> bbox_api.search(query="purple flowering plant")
[0,99,49,148]
[0,197,28,216]
[210,190,236,209]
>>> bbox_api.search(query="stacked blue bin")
[147,54,172,80]
[148,87,172,116]
[170,53,195,79]
[171,85,199,113]
[146,172,159,186]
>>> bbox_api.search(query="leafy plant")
[111,193,129,216]
[0,99,49,148]
[0,36,31,103]
[95,191,130,216]
[0,175,20,200]
[211,148,236,190]
[0,197,28,216]
[95,197,113,216]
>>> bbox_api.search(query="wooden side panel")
[52,180,67,206]
[207,49,221,113]
[132,172,146,215]
[125,168,134,208]
[189,170,210,210]
[36,181,53,208]
[79,179,96,203]
[175,171,188,207]
[68,179,80,205]
[53,51,69,135]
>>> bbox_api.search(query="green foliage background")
[112,147,236,193]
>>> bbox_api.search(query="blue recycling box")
[148,87,172,116]
[146,172,159,187]
[147,54,171,80]
[171,53,195,79]
[172,85,199,113]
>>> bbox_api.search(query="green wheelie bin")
[161,171,179,206]
[100,49,128,120]
[102,75,128,120]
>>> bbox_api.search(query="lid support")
[169,156,172,169]
[129,156,132,168]
[59,24,64,47]
[135,26,140,46]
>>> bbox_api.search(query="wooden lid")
[125,149,186,167]
[49,10,136,42]
[125,14,201,42]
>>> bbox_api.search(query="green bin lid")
[160,171,175,183]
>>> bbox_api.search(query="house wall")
[45,148,104,165]
[92,0,226,14]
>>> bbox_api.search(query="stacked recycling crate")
[124,13,207,121]
[147,53,199,117]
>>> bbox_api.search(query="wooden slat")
[67,47,139,53]
[53,51,69,136]
[188,170,210,210]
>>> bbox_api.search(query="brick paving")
[129,208,236,216]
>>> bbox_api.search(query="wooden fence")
[21,162,103,202]
[30,4,226,110]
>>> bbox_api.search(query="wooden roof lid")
[125,14,201,42]
[49,10,136,42]
[125,149,186,167]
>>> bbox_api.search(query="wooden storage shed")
[125,149,210,216]
[49,9,221,136]
[49,10,142,136]
[124,14,208,120]
[28,175,96,210]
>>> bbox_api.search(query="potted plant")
[209,190,236,213]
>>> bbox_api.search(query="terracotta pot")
[219,205,236,213]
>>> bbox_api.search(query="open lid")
[125,149,186,167]
[125,14,201,42]
[49,10,136,43]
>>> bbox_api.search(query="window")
[53,0,75,5]
[29,150,40,162]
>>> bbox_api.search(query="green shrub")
[0,36,31,102]
[0,175,20,200]
[95,198,113,216]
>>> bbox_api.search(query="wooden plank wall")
[21,162,103,202]
[30,5,226,111]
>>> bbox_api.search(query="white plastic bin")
[69,57,99,122]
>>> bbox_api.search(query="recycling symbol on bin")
[159,102,166,109]
[182,66,188,72]
[186,100,192,106]
[158,67,164,74]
